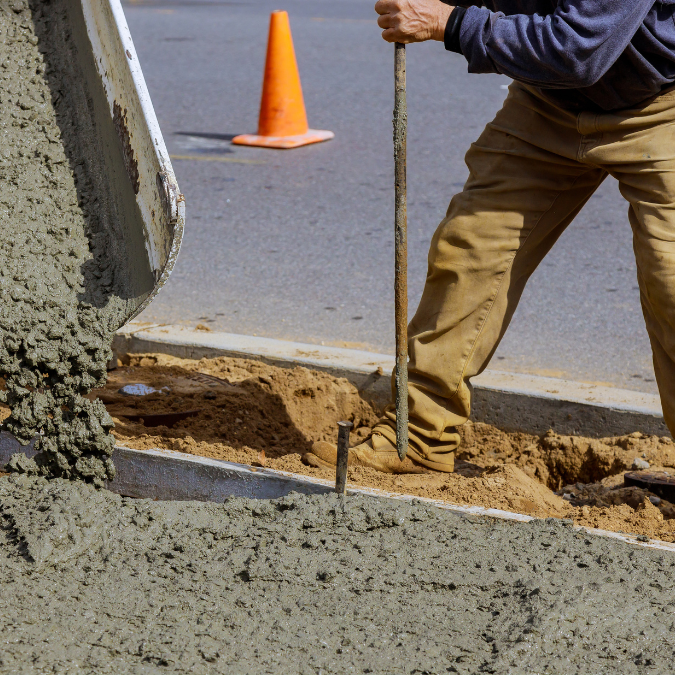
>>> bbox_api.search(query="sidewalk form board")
[2,431,673,554]
[114,323,668,439]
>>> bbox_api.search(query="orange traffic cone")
[232,11,334,149]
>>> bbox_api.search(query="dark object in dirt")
[120,409,202,428]
[186,372,233,388]
[624,470,675,501]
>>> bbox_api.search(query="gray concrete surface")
[2,474,675,674]
[123,0,656,393]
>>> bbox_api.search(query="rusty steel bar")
[393,42,408,462]
[335,421,353,494]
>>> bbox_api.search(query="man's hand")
[375,0,454,43]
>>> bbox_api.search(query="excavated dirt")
[2,474,675,675]
[0,0,132,483]
[95,353,675,541]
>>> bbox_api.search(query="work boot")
[303,432,454,474]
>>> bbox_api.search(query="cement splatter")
[0,0,131,483]
[0,474,674,674]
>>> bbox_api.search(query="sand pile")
[2,473,675,674]
[103,352,379,456]
[459,423,675,488]
[94,352,675,540]
[0,0,132,483]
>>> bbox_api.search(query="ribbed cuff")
[444,6,466,55]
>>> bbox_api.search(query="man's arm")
[459,0,654,88]
[376,0,654,89]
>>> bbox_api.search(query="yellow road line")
[170,154,265,165]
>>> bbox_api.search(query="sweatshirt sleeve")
[459,0,655,88]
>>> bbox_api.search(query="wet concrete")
[0,0,134,483]
[1,474,674,674]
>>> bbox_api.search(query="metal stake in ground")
[335,421,353,494]
[393,42,409,461]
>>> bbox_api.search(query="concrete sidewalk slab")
[114,322,668,438]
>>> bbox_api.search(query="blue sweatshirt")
[447,1,675,111]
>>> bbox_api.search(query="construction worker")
[304,0,675,474]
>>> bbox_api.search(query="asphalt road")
[123,0,657,394]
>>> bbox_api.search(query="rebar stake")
[335,421,353,495]
[393,42,409,461]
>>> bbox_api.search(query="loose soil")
[0,0,133,483]
[95,353,675,541]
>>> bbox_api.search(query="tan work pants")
[376,81,675,470]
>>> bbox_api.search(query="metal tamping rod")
[393,42,409,461]
[335,421,353,494]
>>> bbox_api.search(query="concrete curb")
[2,434,673,553]
[114,322,668,438]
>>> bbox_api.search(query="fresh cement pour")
[1,474,675,674]
[0,0,132,483]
